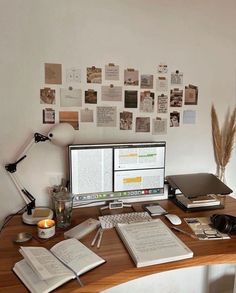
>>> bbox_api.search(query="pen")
[91,228,101,247]
[171,226,198,239]
[97,229,103,249]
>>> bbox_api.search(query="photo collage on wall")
[40,62,198,133]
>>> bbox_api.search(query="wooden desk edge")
[70,254,236,293]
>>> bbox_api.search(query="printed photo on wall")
[140,91,154,113]
[120,111,133,130]
[158,63,168,74]
[105,63,119,80]
[140,74,153,89]
[170,111,180,127]
[170,88,183,107]
[85,89,97,104]
[66,67,81,83]
[101,85,122,102]
[59,111,79,130]
[135,117,150,132]
[183,110,196,124]
[156,76,168,92]
[97,106,117,127]
[87,66,102,83]
[42,108,55,124]
[124,90,138,108]
[184,84,198,105]
[157,94,168,113]
[40,87,56,104]
[80,108,94,123]
[60,88,82,107]
[45,63,62,84]
[124,68,139,86]
[152,117,167,135]
[171,71,183,85]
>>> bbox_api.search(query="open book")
[116,219,193,268]
[13,238,105,293]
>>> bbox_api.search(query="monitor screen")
[69,142,166,206]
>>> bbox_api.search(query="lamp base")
[22,207,54,225]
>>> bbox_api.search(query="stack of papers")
[176,194,221,208]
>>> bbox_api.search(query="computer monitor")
[69,142,166,207]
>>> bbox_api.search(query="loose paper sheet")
[80,108,94,123]
[105,64,119,80]
[101,85,122,102]
[97,106,117,127]
[60,88,82,107]
[152,118,167,135]
[45,63,62,84]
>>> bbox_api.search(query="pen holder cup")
[52,190,74,229]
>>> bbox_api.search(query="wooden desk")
[1,196,236,293]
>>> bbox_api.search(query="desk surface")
[1,196,236,293]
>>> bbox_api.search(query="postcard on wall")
[120,111,133,130]
[97,106,117,127]
[135,117,150,133]
[85,89,97,104]
[59,111,79,130]
[184,84,198,105]
[183,110,196,124]
[42,108,55,124]
[101,85,122,102]
[124,68,139,86]
[40,87,56,104]
[140,74,153,89]
[157,94,168,113]
[124,90,138,108]
[45,63,62,84]
[60,88,82,107]
[140,91,154,113]
[66,67,81,83]
[158,63,168,74]
[152,117,167,135]
[80,108,94,123]
[105,63,119,80]
[171,71,183,85]
[170,111,180,127]
[156,76,168,92]
[170,88,183,107]
[87,66,102,83]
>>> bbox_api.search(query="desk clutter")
[12,195,235,293]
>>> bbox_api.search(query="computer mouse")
[165,214,182,225]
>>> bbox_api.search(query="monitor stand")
[100,200,132,211]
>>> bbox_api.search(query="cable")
[0,205,27,234]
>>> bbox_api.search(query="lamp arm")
[5,132,49,215]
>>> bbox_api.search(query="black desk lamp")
[5,123,75,225]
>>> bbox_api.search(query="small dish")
[12,232,32,243]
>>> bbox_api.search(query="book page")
[13,259,72,293]
[20,247,72,280]
[51,238,105,275]
[116,219,193,267]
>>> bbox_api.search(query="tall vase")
[218,165,226,184]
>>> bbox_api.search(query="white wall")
[1,0,236,223]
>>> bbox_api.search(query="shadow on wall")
[208,274,235,293]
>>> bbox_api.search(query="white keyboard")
[99,212,152,229]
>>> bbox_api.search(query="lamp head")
[48,123,75,146]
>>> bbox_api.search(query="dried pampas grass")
[211,104,236,172]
